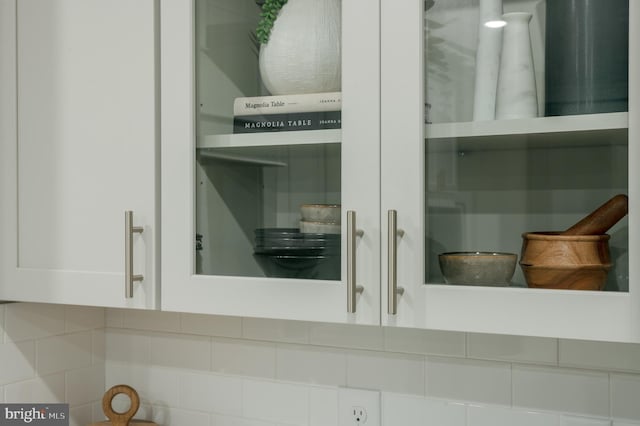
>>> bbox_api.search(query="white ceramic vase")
[472,0,503,121]
[259,0,341,95]
[495,12,538,119]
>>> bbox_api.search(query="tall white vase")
[259,0,341,95]
[472,0,503,121]
[495,12,538,119]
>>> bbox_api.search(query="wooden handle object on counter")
[89,384,156,426]
[103,385,139,426]
[562,194,629,236]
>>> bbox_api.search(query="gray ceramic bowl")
[438,252,517,286]
[300,204,341,223]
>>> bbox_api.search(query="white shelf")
[198,151,287,167]
[198,129,341,149]
[426,112,628,152]
[426,112,628,139]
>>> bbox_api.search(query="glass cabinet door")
[161,0,381,324]
[194,0,343,282]
[382,0,639,341]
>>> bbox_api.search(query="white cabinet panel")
[160,0,639,342]
[161,0,380,324]
[380,0,640,342]
[0,0,158,308]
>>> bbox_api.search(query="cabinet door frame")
[161,0,381,325]
[0,0,159,309]
[380,0,640,342]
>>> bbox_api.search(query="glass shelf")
[426,113,628,152]
[426,112,628,139]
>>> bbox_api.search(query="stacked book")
[232,91,341,134]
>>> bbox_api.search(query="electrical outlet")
[338,388,380,426]
[351,406,367,424]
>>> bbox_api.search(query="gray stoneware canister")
[544,0,629,116]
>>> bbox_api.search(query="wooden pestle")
[562,194,629,236]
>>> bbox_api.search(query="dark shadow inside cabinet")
[196,144,342,281]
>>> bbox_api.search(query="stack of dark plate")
[253,228,341,280]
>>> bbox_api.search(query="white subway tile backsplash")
[467,406,560,426]
[92,329,105,365]
[309,322,384,351]
[347,350,425,395]
[144,366,181,405]
[149,332,211,371]
[425,357,511,405]
[65,305,104,333]
[212,338,276,379]
[468,333,558,365]
[242,379,309,425]
[0,340,35,385]
[611,373,640,421]
[277,344,347,386]
[105,328,151,364]
[36,331,92,375]
[91,401,105,424]
[105,363,181,405]
[381,393,467,426]
[123,309,181,333]
[560,416,611,426]
[69,404,94,426]
[467,405,560,426]
[181,313,242,338]
[5,303,65,341]
[151,406,211,426]
[179,372,243,416]
[422,398,468,426]
[4,372,65,403]
[127,402,154,422]
[6,303,640,426]
[384,327,466,357]
[242,318,309,344]
[309,387,338,426]
[560,340,640,373]
[210,414,277,425]
[382,392,427,424]
[512,365,610,418]
[65,364,105,406]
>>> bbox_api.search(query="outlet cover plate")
[338,387,380,426]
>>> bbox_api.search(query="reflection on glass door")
[194,0,343,281]
[424,0,629,291]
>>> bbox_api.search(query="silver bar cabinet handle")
[388,210,405,315]
[347,210,364,313]
[125,210,144,298]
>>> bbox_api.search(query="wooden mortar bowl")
[519,232,612,290]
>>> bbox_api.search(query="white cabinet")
[381,0,639,341]
[161,0,380,324]
[161,0,381,324]
[0,0,159,308]
[161,0,640,342]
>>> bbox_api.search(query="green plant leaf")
[256,0,288,44]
